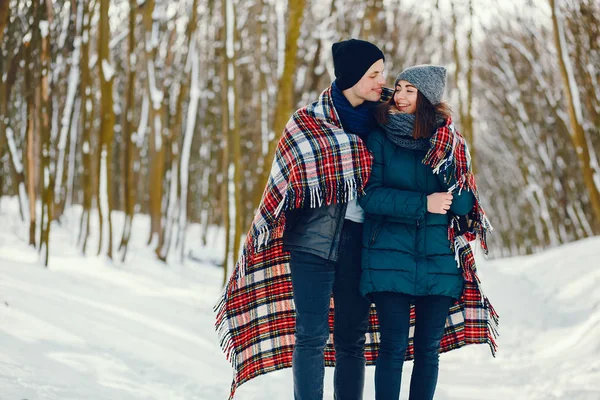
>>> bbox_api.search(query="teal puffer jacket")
[358,129,475,299]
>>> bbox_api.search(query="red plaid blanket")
[215,89,498,399]
[423,117,495,274]
[424,116,498,348]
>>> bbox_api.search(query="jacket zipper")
[416,153,424,253]
[331,203,347,261]
[370,222,383,245]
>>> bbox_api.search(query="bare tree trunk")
[25,5,38,248]
[38,3,54,267]
[219,0,231,285]
[253,0,306,207]
[174,0,199,263]
[567,1,600,191]
[53,1,79,221]
[465,0,475,172]
[550,0,600,232]
[451,1,464,126]
[65,98,80,212]
[0,0,10,171]
[2,103,28,222]
[141,0,165,249]
[360,0,384,42]
[78,0,94,254]
[0,7,25,215]
[253,0,269,218]
[154,30,178,262]
[119,0,137,262]
[451,1,476,171]
[0,0,9,44]
[98,0,116,259]
[200,5,217,249]
[225,0,243,268]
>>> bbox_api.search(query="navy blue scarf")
[331,81,378,139]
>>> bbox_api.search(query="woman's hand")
[427,192,453,214]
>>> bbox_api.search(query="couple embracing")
[215,39,497,400]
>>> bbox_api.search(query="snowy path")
[0,256,230,400]
[1,207,599,399]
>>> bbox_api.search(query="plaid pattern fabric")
[423,117,499,350]
[215,91,498,400]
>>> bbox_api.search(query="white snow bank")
[0,196,598,399]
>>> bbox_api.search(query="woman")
[358,65,475,400]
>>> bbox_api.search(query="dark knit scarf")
[331,81,377,138]
[379,113,430,150]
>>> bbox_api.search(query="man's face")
[348,59,386,103]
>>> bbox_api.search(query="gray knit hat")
[395,65,447,105]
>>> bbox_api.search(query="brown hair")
[374,89,452,139]
[374,97,395,126]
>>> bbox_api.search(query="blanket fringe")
[237,176,366,284]
[256,226,271,251]
[452,216,499,357]
[286,177,363,211]
[484,296,500,356]
[214,289,236,363]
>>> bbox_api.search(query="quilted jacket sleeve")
[358,131,427,220]
[435,169,475,216]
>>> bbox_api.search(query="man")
[283,39,385,400]
[215,39,386,400]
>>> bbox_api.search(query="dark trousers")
[372,292,454,400]
[290,221,371,400]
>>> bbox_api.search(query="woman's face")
[393,80,417,114]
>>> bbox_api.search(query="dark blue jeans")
[372,292,454,400]
[290,220,371,400]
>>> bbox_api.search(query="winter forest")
[1,0,600,399]
[0,0,599,271]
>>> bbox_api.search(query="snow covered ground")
[1,197,599,400]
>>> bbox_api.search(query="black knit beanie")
[332,39,385,90]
